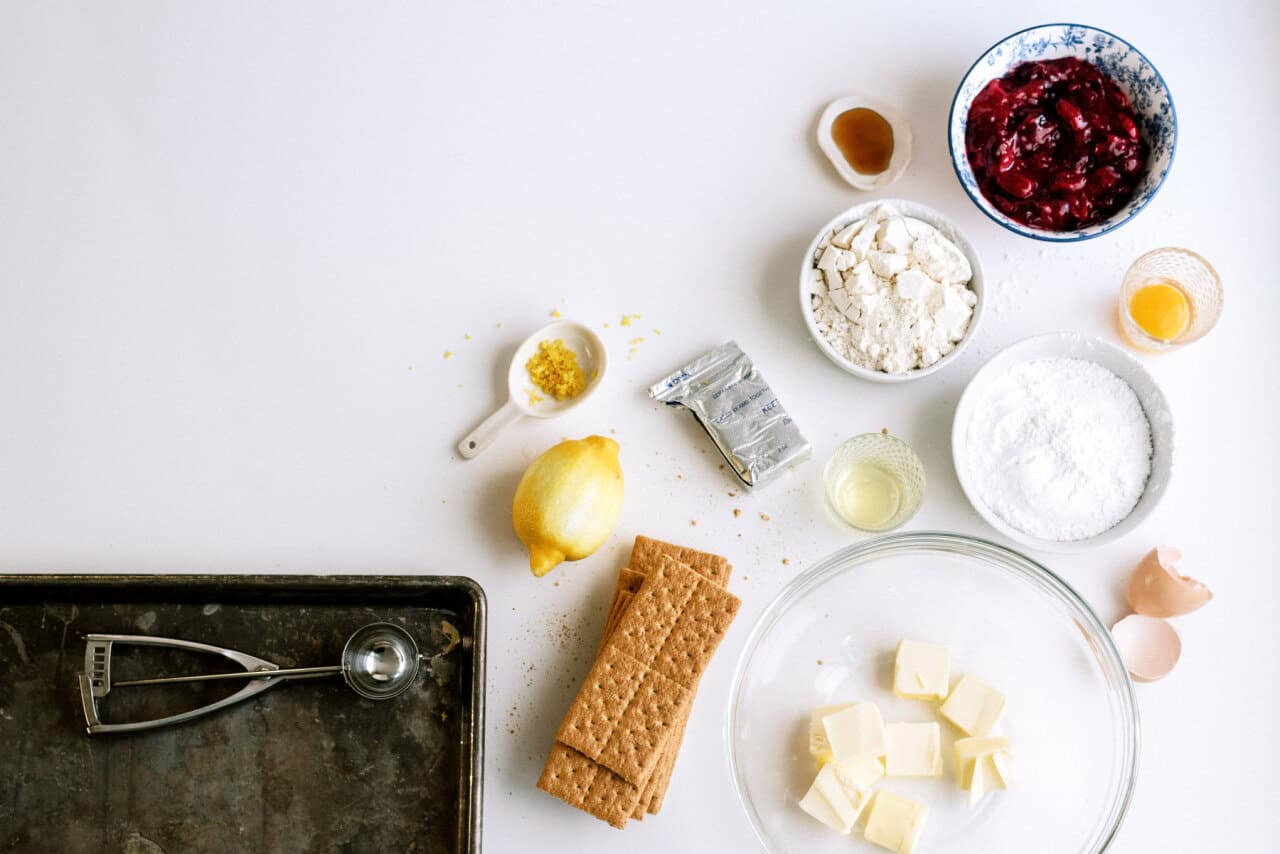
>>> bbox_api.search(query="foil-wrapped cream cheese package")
[649,341,811,489]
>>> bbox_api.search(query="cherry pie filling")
[965,57,1148,232]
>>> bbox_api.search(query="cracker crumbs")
[759,512,771,522]
[525,339,585,401]
[782,558,790,566]
[817,659,823,666]
[733,508,742,518]
[689,520,697,527]
[727,492,736,498]
[621,313,641,327]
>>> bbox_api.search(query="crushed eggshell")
[1111,614,1181,682]
[1126,546,1213,618]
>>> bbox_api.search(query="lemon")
[512,435,624,577]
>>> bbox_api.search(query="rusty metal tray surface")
[0,574,485,854]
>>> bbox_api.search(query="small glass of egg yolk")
[1119,248,1223,353]
[1129,282,1190,342]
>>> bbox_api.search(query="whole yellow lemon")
[512,435,624,576]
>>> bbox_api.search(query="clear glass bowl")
[726,532,1138,853]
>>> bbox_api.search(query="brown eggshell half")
[1112,614,1181,682]
[1125,545,1213,618]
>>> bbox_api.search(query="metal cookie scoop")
[79,622,421,735]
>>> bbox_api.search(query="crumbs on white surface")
[808,203,977,373]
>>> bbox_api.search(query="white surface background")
[1,2,1276,852]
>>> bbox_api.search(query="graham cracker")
[630,535,732,587]
[555,645,689,785]
[641,709,688,813]
[609,554,740,686]
[536,743,639,830]
[538,537,736,827]
[597,590,634,655]
[616,567,646,596]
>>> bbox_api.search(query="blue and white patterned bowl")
[948,23,1176,242]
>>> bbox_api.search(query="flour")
[809,204,977,373]
[966,358,1152,541]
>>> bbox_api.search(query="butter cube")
[822,702,886,762]
[955,736,1012,807]
[835,755,884,788]
[808,703,854,768]
[989,751,1014,788]
[884,722,942,777]
[966,753,991,807]
[798,762,873,834]
[863,791,928,853]
[799,782,846,832]
[954,735,1010,771]
[817,762,874,830]
[940,674,1006,736]
[893,639,951,701]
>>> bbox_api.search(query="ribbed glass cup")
[822,432,925,533]
[1118,247,1222,352]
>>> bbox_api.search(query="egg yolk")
[1129,282,1190,342]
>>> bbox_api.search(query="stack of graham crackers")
[536,535,741,827]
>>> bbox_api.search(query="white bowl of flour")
[800,199,985,382]
[952,332,1174,552]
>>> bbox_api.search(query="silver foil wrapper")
[648,341,811,489]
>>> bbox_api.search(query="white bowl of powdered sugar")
[952,332,1174,553]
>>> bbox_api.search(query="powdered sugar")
[966,358,1152,541]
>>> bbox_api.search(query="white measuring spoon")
[457,320,607,459]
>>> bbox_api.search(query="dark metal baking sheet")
[0,574,485,854]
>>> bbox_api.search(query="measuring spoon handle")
[457,400,522,459]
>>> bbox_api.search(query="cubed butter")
[989,751,1014,789]
[816,762,874,830]
[836,755,884,788]
[799,783,846,832]
[822,702,886,762]
[863,791,928,853]
[955,736,1012,808]
[939,673,1006,736]
[962,754,1011,807]
[798,762,872,834]
[883,722,942,777]
[966,753,991,807]
[809,703,855,768]
[893,639,951,701]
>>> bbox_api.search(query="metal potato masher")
[78,622,421,735]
